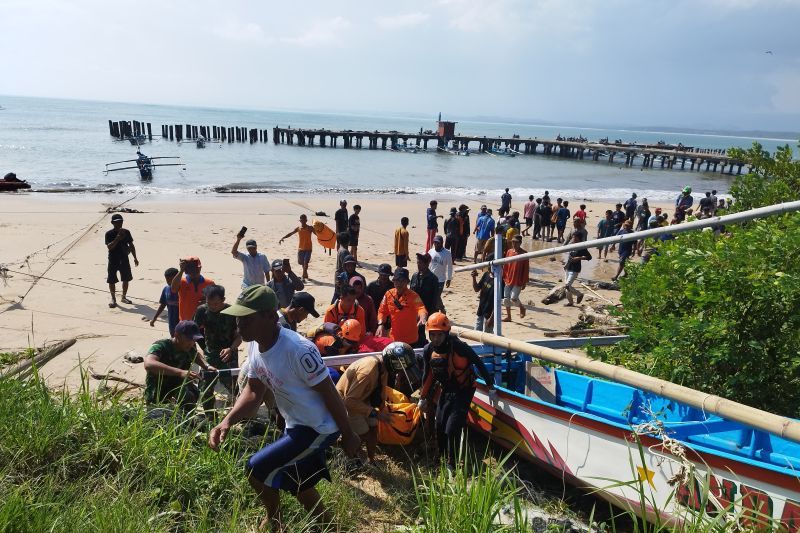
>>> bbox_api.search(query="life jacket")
[329,301,361,326]
[429,344,475,389]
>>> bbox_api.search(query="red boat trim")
[471,385,800,494]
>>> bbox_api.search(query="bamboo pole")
[456,200,800,273]
[452,326,800,445]
[1,338,76,378]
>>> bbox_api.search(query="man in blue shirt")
[231,234,270,287]
[612,219,635,282]
[473,207,496,263]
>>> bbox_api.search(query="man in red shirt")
[171,256,215,321]
[502,235,529,322]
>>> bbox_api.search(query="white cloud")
[375,12,430,30]
[213,19,271,45]
[282,17,351,47]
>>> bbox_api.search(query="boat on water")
[437,146,470,156]
[486,147,516,157]
[104,150,182,181]
[0,172,31,192]
[321,336,800,530]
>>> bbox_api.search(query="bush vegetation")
[592,141,800,417]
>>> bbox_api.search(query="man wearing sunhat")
[105,213,139,308]
[231,232,270,287]
[209,285,359,530]
[143,320,214,411]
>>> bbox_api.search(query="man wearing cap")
[675,186,694,222]
[443,207,460,260]
[332,254,365,304]
[143,320,215,411]
[473,206,495,263]
[280,292,319,332]
[171,256,215,321]
[267,259,304,308]
[427,235,453,314]
[376,268,428,346]
[231,232,270,288]
[105,213,139,308]
[367,264,393,314]
[209,285,360,530]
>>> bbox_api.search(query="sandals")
[108,301,117,308]
[121,297,133,304]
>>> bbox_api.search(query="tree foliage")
[594,141,800,416]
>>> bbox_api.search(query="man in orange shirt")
[170,256,215,321]
[323,286,366,341]
[376,268,428,346]
[502,235,529,322]
[279,213,316,281]
[393,217,410,268]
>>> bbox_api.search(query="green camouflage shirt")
[192,303,237,355]
[144,338,195,404]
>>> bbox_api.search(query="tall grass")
[0,372,363,532]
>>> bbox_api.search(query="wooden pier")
[269,126,747,175]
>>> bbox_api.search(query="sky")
[1,0,799,132]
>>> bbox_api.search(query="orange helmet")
[341,319,362,342]
[426,312,451,332]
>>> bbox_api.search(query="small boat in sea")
[196,136,206,149]
[104,150,182,181]
[486,147,516,157]
[322,335,800,530]
[437,146,470,156]
[0,172,31,192]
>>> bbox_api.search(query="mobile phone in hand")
[237,226,247,238]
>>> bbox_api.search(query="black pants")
[435,387,475,467]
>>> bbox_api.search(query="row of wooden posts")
[108,119,270,144]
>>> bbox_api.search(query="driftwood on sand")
[1,338,76,378]
[88,367,143,388]
[543,326,629,338]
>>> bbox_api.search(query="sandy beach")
[0,192,675,390]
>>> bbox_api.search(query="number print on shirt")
[299,349,323,374]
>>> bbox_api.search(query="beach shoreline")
[0,191,660,391]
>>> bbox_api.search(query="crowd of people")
[100,187,727,529]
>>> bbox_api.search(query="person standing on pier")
[335,200,349,248]
[426,201,441,252]
[499,188,512,218]
[105,213,139,309]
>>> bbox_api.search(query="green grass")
[0,372,363,532]
[0,347,35,367]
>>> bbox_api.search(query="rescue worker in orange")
[308,319,362,357]
[335,342,419,463]
[375,267,428,345]
[323,286,366,342]
[418,312,496,470]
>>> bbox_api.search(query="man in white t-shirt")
[231,232,270,287]
[208,285,359,529]
[427,235,452,313]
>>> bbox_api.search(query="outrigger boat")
[485,147,516,157]
[104,150,182,181]
[320,334,800,530]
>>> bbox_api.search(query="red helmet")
[341,319,362,342]
[426,312,451,332]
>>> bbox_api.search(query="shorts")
[246,425,339,495]
[107,256,132,284]
[297,249,312,265]
[349,233,359,247]
[348,413,378,435]
[619,251,632,263]
[474,239,488,253]
[395,254,408,267]
[503,285,522,306]
[525,217,533,226]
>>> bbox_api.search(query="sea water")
[1,95,796,201]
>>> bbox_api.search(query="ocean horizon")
[2,94,797,201]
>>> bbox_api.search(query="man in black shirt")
[334,199,348,248]
[410,253,439,347]
[105,214,139,308]
[367,264,393,312]
[563,233,592,306]
[471,254,501,332]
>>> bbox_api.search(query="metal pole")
[492,225,503,387]
[454,200,800,273]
